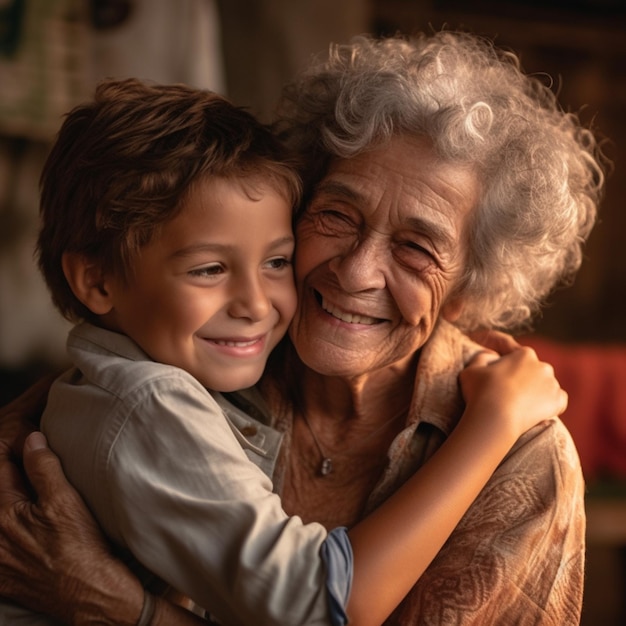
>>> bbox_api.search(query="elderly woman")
[0,31,603,625]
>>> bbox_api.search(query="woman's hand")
[0,377,146,624]
[0,433,208,626]
[0,432,146,626]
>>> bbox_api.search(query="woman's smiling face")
[289,135,480,380]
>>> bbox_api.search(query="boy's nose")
[228,275,271,321]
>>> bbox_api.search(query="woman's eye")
[395,240,438,271]
[403,241,433,256]
[320,209,350,223]
[313,209,356,235]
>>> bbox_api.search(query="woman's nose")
[328,235,387,292]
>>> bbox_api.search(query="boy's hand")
[460,347,568,439]
[468,329,522,355]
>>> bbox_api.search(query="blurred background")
[1,1,624,623]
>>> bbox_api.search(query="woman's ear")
[61,252,114,315]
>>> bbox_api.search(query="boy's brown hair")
[37,78,301,322]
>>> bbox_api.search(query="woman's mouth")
[317,292,382,325]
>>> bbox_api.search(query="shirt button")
[240,425,258,437]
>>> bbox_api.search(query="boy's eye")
[265,257,292,270]
[189,264,223,277]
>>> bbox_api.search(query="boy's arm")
[388,419,586,624]
[346,346,567,625]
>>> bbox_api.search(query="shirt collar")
[68,322,150,361]
[407,319,486,436]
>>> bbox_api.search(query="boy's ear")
[61,252,114,315]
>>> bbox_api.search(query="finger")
[0,424,32,505]
[21,432,69,506]
[0,443,30,508]
[466,349,499,368]
[0,414,36,459]
[470,330,522,355]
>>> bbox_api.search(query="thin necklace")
[299,407,409,477]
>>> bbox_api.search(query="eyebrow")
[314,180,456,249]
[313,180,363,203]
[170,235,295,259]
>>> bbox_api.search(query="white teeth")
[214,339,257,347]
[321,297,378,325]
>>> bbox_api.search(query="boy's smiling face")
[102,176,296,391]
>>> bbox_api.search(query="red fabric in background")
[522,336,626,483]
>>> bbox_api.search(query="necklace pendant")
[320,457,333,477]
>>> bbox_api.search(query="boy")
[4,79,564,625]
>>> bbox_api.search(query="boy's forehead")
[186,173,295,205]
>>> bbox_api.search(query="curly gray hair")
[276,31,605,331]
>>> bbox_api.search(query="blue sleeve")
[321,527,353,626]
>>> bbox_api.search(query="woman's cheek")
[392,274,445,327]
